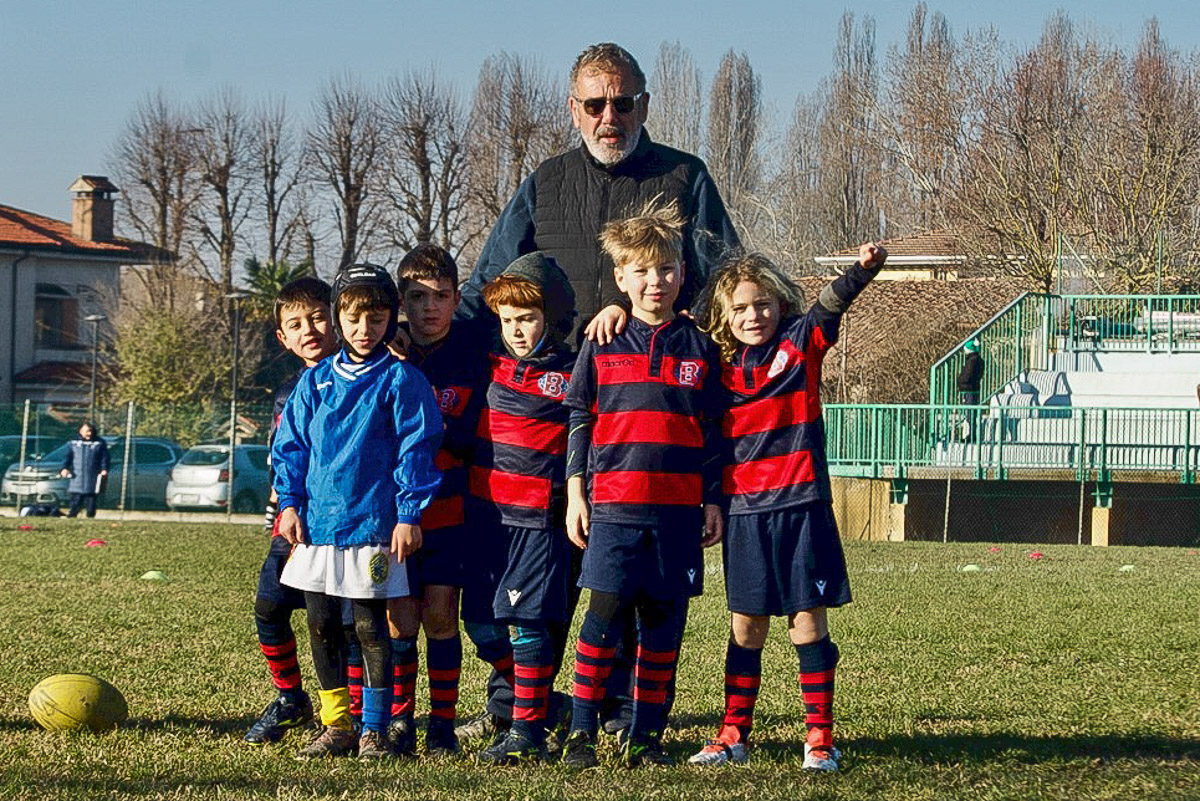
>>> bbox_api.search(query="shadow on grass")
[0,716,40,732]
[847,731,1200,763]
[126,714,258,737]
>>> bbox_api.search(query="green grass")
[1,519,1198,800]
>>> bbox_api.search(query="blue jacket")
[63,436,110,495]
[272,348,444,547]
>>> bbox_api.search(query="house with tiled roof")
[814,229,974,281]
[1,177,169,404]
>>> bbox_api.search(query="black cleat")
[426,718,461,757]
[244,691,313,744]
[561,730,599,769]
[387,714,417,757]
[454,710,506,743]
[623,731,674,767]
[477,730,547,766]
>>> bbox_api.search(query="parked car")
[0,435,60,475]
[166,444,270,513]
[1,437,183,510]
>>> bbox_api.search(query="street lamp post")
[84,314,106,420]
[225,292,250,519]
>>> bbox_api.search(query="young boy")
[471,252,577,764]
[245,276,337,744]
[386,244,494,756]
[274,264,443,760]
[561,202,724,768]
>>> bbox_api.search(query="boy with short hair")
[245,276,337,745]
[561,202,724,768]
[386,244,493,756]
[274,264,443,759]
[471,252,577,764]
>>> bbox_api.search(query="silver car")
[166,444,270,513]
[1,437,182,510]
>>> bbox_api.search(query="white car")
[166,444,270,513]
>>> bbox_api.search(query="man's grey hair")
[569,43,646,94]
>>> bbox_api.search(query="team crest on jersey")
[369,552,390,585]
[537,372,567,398]
[437,387,459,413]
[676,360,702,387]
[767,349,790,380]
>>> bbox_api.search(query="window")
[35,283,80,349]
[134,444,175,466]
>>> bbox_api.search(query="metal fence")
[825,403,1200,483]
[929,293,1200,406]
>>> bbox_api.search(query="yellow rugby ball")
[28,673,128,732]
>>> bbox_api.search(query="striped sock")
[511,625,555,743]
[390,635,419,718]
[631,645,678,737]
[796,636,838,734]
[570,611,618,737]
[471,628,515,689]
[427,634,463,722]
[259,638,302,692]
[722,640,763,740]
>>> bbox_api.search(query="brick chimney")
[68,175,119,242]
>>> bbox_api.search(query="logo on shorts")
[537,372,567,398]
[767,349,790,380]
[677,360,702,387]
[369,552,390,585]
[507,589,522,606]
[687,569,697,584]
[815,580,827,596]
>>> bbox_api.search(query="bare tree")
[760,92,826,270]
[464,52,571,259]
[376,68,469,257]
[705,49,763,231]
[252,97,305,267]
[307,74,382,272]
[192,87,254,292]
[649,41,703,154]
[110,90,203,312]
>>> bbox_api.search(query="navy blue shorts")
[256,535,306,611]
[580,517,704,601]
[410,526,465,592]
[460,526,509,624]
[723,502,852,617]
[492,525,571,624]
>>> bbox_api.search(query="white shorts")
[280,542,410,600]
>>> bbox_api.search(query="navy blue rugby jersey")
[720,262,879,515]
[404,322,490,531]
[565,315,720,526]
[470,348,574,529]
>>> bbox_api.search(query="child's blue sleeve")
[393,367,445,525]
[272,378,313,514]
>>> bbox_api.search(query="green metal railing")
[826,403,1200,483]
[929,293,1200,406]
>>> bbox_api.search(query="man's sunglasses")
[573,92,645,117]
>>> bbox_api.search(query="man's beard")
[582,125,642,166]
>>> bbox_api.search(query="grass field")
[1,518,1198,800]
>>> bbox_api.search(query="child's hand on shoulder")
[388,329,411,360]
[584,304,628,346]
[392,523,422,560]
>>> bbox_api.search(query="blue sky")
[3,0,1197,220]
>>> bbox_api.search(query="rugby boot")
[244,691,313,744]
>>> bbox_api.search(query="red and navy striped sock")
[722,640,763,740]
[390,635,419,719]
[632,644,678,737]
[345,624,363,720]
[259,638,303,695]
[472,630,515,689]
[511,625,555,743]
[570,610,618,737]
[796,636,838,734]
[427,634,463,723]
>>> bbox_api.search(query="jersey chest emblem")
[676,360,702,387]
[767,349,790,380]
[537,372,568,398]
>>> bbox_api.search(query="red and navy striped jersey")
[404,322,490,531]
[720,263,879,515]
[565,315,720,526]
[470,348,574,529]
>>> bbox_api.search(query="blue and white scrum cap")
[331,262,400,347]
